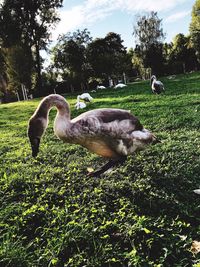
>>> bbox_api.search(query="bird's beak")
[29,137,40,157]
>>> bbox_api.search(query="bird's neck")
[33,94,71,120]
[151,78,155,86]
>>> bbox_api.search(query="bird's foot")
[87,170,103,177]
[87,157,127,177]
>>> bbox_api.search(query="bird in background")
[150,75,165,94]
[28,94,160,177]
[193,189,200,195]
[97,85,106,89]
[75,93,93,109]
[77,93,93,102]
[74,100,87,110]
[114,83,127,89]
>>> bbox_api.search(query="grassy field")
[0,72,199,267]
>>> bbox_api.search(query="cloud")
[84,0,187,13]
[165,10,191,23]
[52,0,188,40]
[51,6,84,40]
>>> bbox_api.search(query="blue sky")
[51,0,195,49]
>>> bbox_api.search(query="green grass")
[0,72,199,267]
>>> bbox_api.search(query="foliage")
[190,0,200,62]
[132,12,165,76]
[52,29,92,72]
[131,32,199,77]
[0,72,200,266]
[144,43,165,75]
[169,34,198,73]
[3,44,34,92]
[133,11,165,50]
[86,32,128,79]
[58,28,93,47]
[51,29,92,89]
[51,31,130,89]
[0,48,7,96]
[0,0,63,88]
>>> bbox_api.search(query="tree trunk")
[35,43,42,89]
[183,62,186,73]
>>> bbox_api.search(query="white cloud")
[51,6,84,40]
[52,0,188,40]
[84,0,187,13]
[165,10,191,23]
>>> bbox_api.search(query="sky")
[50,0,195,49]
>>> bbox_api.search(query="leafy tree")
[164,34,199,74]
[4,43,33,92]
[132,12,165,76]
[59,28,92,46]
[131,46,144,77]
[104,32,128,76]
[0,48,7,98]
[145,43,164,75]
[87,32,127,81]
[54,40,85,74]
[170,34,197,73]
[51,29,92,90]
[0,0,63,88]
[52,29,92,73]
[86,37,109,78]
[133,11,165,50]
[190,0,200,62]
[0,44,33,102]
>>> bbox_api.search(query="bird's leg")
[88,156,127,177]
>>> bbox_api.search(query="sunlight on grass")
[0,72,199,266]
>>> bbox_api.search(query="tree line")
[0,0,200,102]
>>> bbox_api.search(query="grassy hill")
[0,72,199,266]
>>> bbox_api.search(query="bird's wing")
[156,81,164,88]
[71,109,143,140]
[194,189,200,195]
[156,81,164,86]
[153,82,164,92]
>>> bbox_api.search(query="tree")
[190,0,200,62]
[54,40,85,74]
[162,34,199,74]
[133,11,165,50]
[52,29,92,73]
[170,34,193,73]
[59,28,92,46]
[131,46,144,77]
[0,48,7,99]
[0,0,63,89]
[132,12,165,76]
[4,43,33,92]
[51,29,92,90]
[87,32,128,81]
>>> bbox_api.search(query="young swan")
[77,93,93,102]
[193,189,200,195]
[150,75,165,94]
[75,99,87,110]
[27,94,159,176]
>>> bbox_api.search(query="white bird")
[75,99,87,110]
[193,189,200,195]
[114,83,127,89]
[77,93,93,102]
[28,94,159,177]
[97,85,106,89]
[150,75,165,94]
